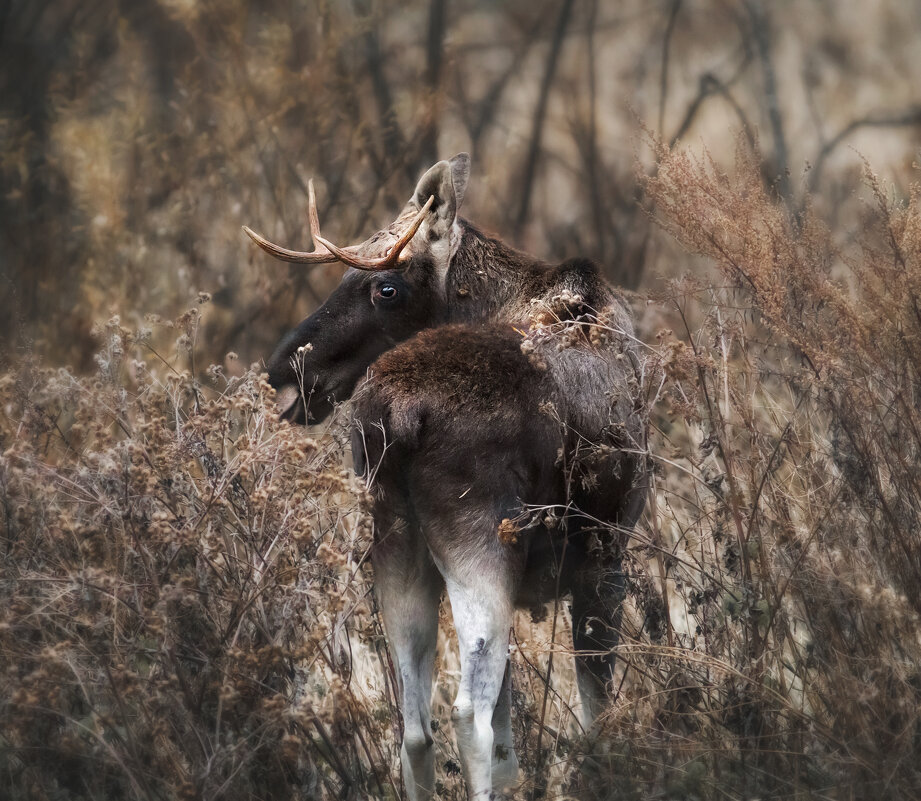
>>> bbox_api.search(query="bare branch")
[807,105,921,194]
[744,0,793,206]
[418,0,447,169]
[658,0,682,136]
[513,0,575,238]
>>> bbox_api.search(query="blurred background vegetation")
[3,0,920,371]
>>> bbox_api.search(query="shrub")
[579,139,921,799]
[0,309,393,800]
[4,143,921,800]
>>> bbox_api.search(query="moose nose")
[275,384,301,417]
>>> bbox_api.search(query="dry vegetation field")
[2,1,921,799]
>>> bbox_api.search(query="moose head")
[246,154,471,424]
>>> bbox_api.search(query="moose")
[244,154,648,799]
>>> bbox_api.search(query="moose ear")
[449,152,470,211]
[413,153,471,235]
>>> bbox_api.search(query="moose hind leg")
[571,564,626,731]
[373,520,444,801]
[446,573,516,799]
[490,659,520,792]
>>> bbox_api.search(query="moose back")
[244,154,648,800]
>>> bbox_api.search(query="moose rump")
[351,324,560,798]
[352,322,645,799]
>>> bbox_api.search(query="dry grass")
[0,307,398,800]
[5,2,921,798]
[591,138,921,799]
[4,142,921,800]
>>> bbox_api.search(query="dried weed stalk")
[563,139,921,800]
[5,142,921,800]
[0,309,394,800]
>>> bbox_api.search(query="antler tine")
[313,194,435,272]
[244,186,435,271]
[241,177,340,265]
[386,193,435,262]
[307,178,324,249]
[241,225,340,264]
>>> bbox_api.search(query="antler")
[242,180,434,271]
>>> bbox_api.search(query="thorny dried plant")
[575,137,921,800]
[0,305,396,800]
[5,142,921,800]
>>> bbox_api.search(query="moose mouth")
[274,383,337,425]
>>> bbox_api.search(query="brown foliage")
[4,148,921,798]
[587,138,921,799]
[4,1,921,796]
[0,306,392,800]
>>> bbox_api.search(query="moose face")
[252,154,470,423]
[266,261,446,423]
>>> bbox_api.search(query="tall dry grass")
[3,141,921,801]
[0,306,401,800]
[582,139,921,799]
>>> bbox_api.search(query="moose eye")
[376,283,398,300]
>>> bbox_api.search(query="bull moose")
[244,154,649,799]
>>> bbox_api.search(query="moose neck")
[443,222,550,326]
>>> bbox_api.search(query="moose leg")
[445,574,515,799]
[490,658,520,791]
[373,519,444,801]
[571,564,626,730]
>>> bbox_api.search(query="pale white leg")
[446,577,514,800]
[490,659,520,793]
[374,524,443,801]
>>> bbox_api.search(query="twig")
[806,105,921,195]
[658,0,682,136]
[513,0,575,238]
[744,0,793,207]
